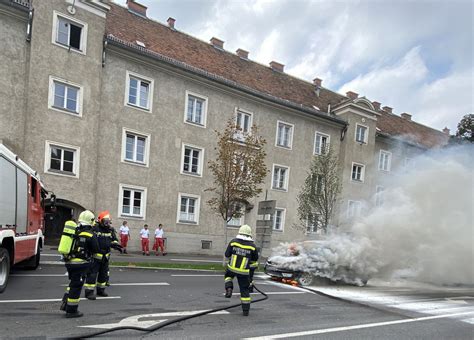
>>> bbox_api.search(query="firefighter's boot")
[60,293,68,311]
[96,288,108,297]
[65,305,84,318]
[242,303,250,316]
[225,288,233,298]
[66,310,84,318]
[85,290,96,300]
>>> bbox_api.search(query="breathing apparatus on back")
[58,210,95,258]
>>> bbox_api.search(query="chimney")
[269,61,284,72]
[167,17,176,29]
[346,91,359,100]
[443,127,450,135]
[313,78,322,87]
[372,101,381,111]
[401,112,412,121]
[382,106,393,114]
[236,48,249,59]
[210,37,224,49]
[126,0,147,17]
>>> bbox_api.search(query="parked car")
[264,240,370,286]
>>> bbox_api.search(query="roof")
[376,111,448,148]
[105,3,448,149]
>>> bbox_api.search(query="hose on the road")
[61,284,268,339]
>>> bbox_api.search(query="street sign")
[258,200,276,215]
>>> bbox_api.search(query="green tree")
[296,146,342,234]
[207,119,268,250]
[455,114,474,142]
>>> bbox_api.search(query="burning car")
[264,239,371,286]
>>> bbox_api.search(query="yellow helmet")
[78,210,95,226]
[238,224,252,236]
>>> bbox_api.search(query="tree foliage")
[207,119,268,225]
[296,146,342,234]
[455,114,473,143]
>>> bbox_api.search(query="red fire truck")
[0,143,54,293]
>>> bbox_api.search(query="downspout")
[26,7,33,42]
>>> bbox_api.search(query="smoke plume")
[271,145,473,286]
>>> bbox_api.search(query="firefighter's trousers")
[85,256,109,294]
[224,269,251,313]
[64,262,90,313]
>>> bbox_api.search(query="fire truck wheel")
[0,248,11,294]
[24,244,41,270]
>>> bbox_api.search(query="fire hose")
[58,284,268,339]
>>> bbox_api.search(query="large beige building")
[0,0,449,255]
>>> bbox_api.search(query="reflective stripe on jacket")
[225,238,259,275]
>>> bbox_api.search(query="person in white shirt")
[139,224,150,256]
[119,221,130,254]
[152,224,167,256]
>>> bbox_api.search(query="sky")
[118,0,473,132]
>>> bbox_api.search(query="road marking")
[264,280,316,293]
[11,273,68,277]
[0,296,121,303]
[172,274,223,277]
[170,258,222,263]
[445,296,474,304]
[81,310,230,329]
[40,254,62,257]
[230,292,305,296]
[39,261,63,265]
[243,311,474,339]
[60,283,169,287]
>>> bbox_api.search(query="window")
[177,193,200,224]
[181,144,204,176]
[121,128,150,166]
[185,91,207,126]
[119,184,147,218]
[348,200,362,218]
[272,165,289,191]
[314,132,330,155]
[355,124,368,144]
[379,150,392,171]
[276,121,294,149]
[235,109,253,140]
[48,76,83,116]
[351,163,365,182]
[273,208,285,231]
[375,186,384,207]
[227,215,243,227]
[44,141,80,178]
[125,71,153,111]
[227,203,244,227]
[306,214,322,234]
[52,12,87,53]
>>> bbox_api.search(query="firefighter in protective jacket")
[224,224,259,316]
[84,211,121,299]
[60,210,99,318]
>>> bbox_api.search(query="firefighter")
[224,224,259,316]
[84,211,122,299]
[60,210,99,318]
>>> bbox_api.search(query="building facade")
[0,0,449,255]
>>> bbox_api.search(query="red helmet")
[98,210,111,223]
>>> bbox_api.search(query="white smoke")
[270,145,474,286]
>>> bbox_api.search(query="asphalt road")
[0,264,473,339]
